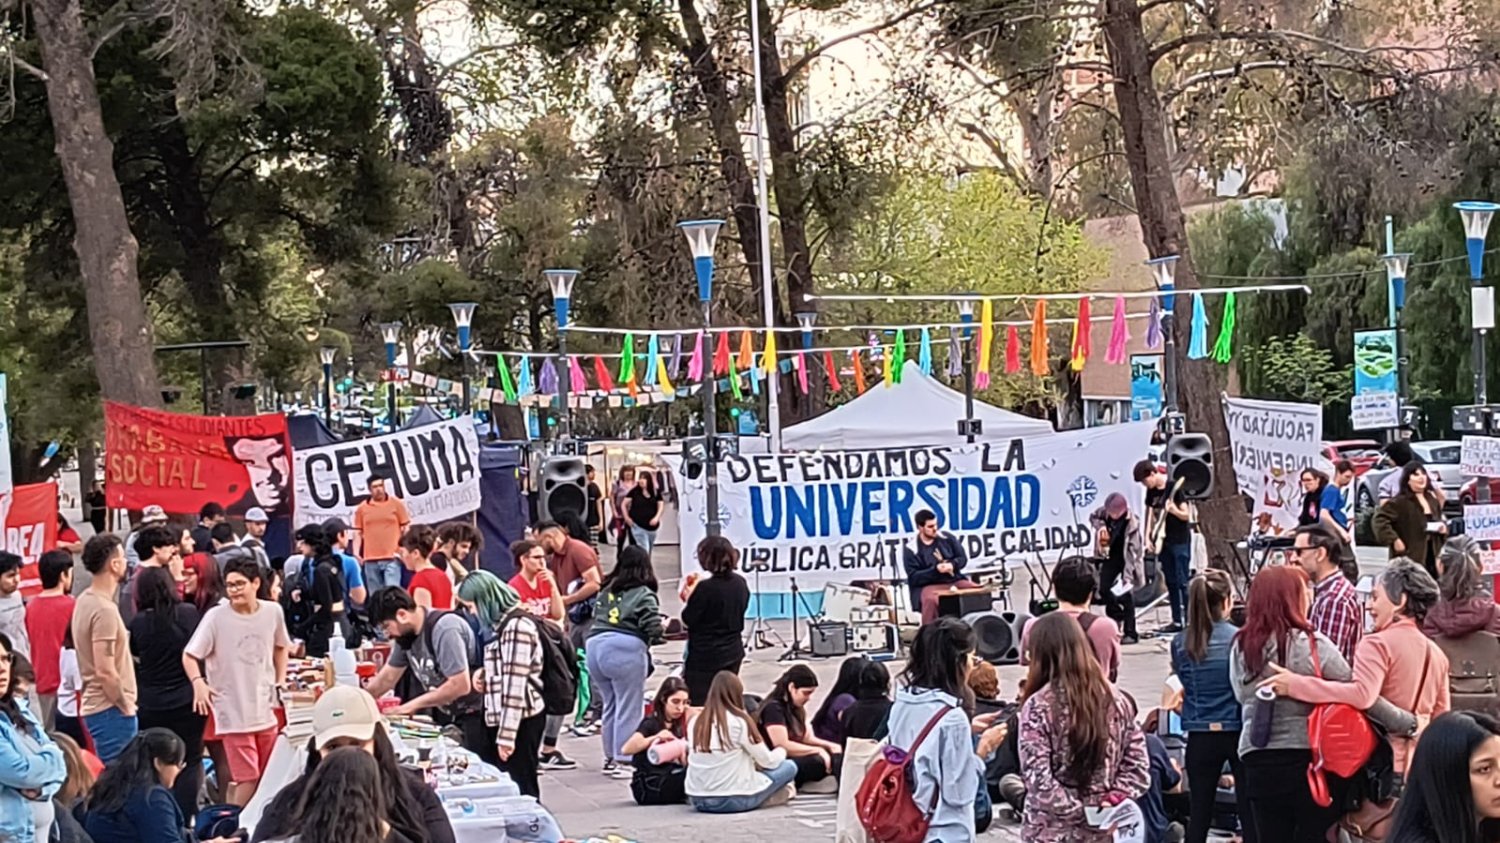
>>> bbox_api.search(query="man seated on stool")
[904,509,979,624]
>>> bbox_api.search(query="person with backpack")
[585,546,664,777]
[1259,559,1449,775]
[1020,556,1121,682]
[1230,565,1416,843]
[1424,537,1500,715]
[364,587,493,767]
[1016,612,1148,842]
[456,571,578,799]
[874,618,1007,843]
[291,524,349,658]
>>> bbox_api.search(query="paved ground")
[540,543,1394,842]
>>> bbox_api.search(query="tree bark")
[30,0,162,408]
[1101,0,1241,568]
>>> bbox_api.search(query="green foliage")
[1243,334,1353,404]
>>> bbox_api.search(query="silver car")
[1355,440,1464,524]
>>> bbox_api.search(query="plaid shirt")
[1312,571,1363,664]
[484,613,545,749]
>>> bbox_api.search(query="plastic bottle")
[330,637,359,688]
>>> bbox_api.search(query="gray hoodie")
[0,593,27,658]
[886,688,982,843]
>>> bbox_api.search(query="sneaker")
[610,764,634,780]
[602,759,618,775]
[571,722,599,738]
[1160,622,1184,634]
[539,751,577,771]
[1121,634,1140,646]
[763,782,796,807]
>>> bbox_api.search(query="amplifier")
[938,588,994,619]
[851,622,897,654]
[808,622,849,657]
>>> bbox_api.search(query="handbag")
[1337,645,1434,843]
[856,706,952,843]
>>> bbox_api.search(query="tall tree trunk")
[1101,0,1241,568]
[752,3,823,424]
[30,0,162,408]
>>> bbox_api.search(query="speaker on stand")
[539,456,588,522]
[1164,433,1214,500]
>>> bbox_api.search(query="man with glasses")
[1291,523,1362,662]
[183,557,291,806]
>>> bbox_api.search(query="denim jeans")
[363,559,403,593]
[690,759,798,814]
[585,632,649,763]
[84,707,139,764]
[629,526,658,552]
[1162,541,1192,624]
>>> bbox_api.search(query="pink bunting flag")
[569,356,587,393]
[796,350,809,394]
[824,350,842,391]
[687,332,704,381]
[1004,326,1021,374]
[1106,296,1130,364]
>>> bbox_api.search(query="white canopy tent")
[782,360,1054,451]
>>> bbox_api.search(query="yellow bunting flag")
[761,331,778,375]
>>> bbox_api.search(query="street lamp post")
[1147,256,1181,415]
[958,298,978,444]
[449,302,477,415]
[545,270,580,448]
[680,219,725,537]
[319,346,336,427]
[1457,202,1499,405]
[380,322,401,432]
[1382,253,1412,438]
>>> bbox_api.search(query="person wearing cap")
[1089,491,1145,645]
[240,508,271,569]
[251,686,454,843]
[123,505,168,571]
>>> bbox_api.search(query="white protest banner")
[293,416,481,527]
[1222,395,1327,535]
[1351,393,1399,431]
[676,421,1155,590]
[1461,435,1500,477]
[1465,504,1500,541]
[1481,549,1500,576]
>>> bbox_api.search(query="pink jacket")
[1284,617,1450,773]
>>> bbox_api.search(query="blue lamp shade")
[544,269,580,328]
[380,322,402,366]
[795,311,818,348]
[1147,255,1180,314]
[957,298,977,340]
[678,219,725,302]
[449,302,477,349]
[1383,253,1412,310]
[1456,202,1500,281]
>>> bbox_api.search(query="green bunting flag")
[495,356,517,402]
[618,333,636,383]
[1212,291,1237,363]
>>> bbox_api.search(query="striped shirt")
[1311,571,1364,664]
[484,613,545,749]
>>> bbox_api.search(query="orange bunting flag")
[737,331,754,371]
[1069,297,1091,371]
[712,332,730,377]
[852,350,867,393]
[1029,301,1049,376]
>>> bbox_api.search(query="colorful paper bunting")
[1029,301,1049,376]
[737,331,753,371]
[668,333,683,378]
[644,333,660,386]
[1146,297,1163,350]
[656,355,675,395]
[881,345,893,386]
[1212,291,1237,363]
[947,333,962,378]
[977,299,994,387]
[593,356,615,392]
[569,356,587,394]
[1106,296,1130,364]
[712,332,730,377]
[1188,293,1209,359]
[515,358,533,397]
[1004,326,1021,374]
[539,358,559,395]
[496,356,517,402]
[761,331,778,375]
[796,351,809,393]
[617,333,636,382]
[852,350,867,393]
[918,328,933,375]
[1069,297,1091,372]
[824,350,842,391]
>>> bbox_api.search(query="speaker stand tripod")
[778,577,817,663]
[743,564,786,652]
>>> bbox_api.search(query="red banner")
[5,482,58,598]
[103,402,293,518]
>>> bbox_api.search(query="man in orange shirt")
[353,475,411,592]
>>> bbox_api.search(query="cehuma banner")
[5,482,58,598]
[104,402,293,518]
[293,415,481,527]
[676,421,1156,589]
[1221,394,1328,534]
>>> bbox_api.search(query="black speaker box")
[1165,433,1214,500]
[539,457,588,522]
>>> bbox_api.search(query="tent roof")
[782,361,1053,451]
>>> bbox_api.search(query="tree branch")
[782,0,947,82]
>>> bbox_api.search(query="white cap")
[312,686,384,749]
[243,507,269,523]
[141,505,167,524]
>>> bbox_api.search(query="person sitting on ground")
[1386,710,1500,843]
[1021,556,1121,682]
[80,728,191,843]
[810,656,867,747]
[261,747,402,843]
[685,671,798,814]
[619,676,692,805]
[839,659,892,742]
[253,686,453,843]
[755,664,843,792]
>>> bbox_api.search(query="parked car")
[1323,439,1383,475]
[1460,476,1500,506]
[1355,440,1464,530]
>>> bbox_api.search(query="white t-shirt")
[184,601,291,734]
[57,649,81,717]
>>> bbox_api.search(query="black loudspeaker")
[964,610,1030,665]
[539,457,588,522]
[1165,433,1214,500]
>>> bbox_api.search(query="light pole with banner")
[1457,201,1499,405]
[319,346,336,427]
[449,302,477,415]
[546,269,580,447]
[1147,255,1183,429]
[957,297,979,444]
[380,321,401,432]
[1383,252,1412,435]
[680,219,724,537]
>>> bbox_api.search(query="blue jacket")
[1170,621,1243,732]
[0,705,66,843]
[83,785,184,843]
[887,688,982,843]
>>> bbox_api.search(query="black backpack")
[503,611,579,716]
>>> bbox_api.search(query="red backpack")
[1305,641,1377,807]
[856,705,953,843]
